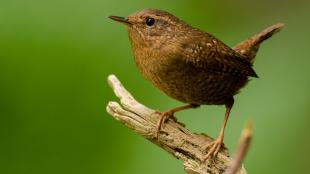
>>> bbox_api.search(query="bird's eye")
[145,17,155,26]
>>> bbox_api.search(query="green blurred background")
[1,0,309,173]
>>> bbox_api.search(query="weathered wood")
[106,75,247,174]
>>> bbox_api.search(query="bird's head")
[109,9,189,49]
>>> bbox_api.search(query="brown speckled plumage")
[109,9,283,159]
[124,9,258,106]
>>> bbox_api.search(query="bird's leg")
[203,101,234,161]
[156,104,199,138]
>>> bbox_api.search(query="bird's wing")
[179,34,258,77]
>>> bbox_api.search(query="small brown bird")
[109,9,283,160]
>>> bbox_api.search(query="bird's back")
[131,28,253,105]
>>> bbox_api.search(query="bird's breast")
[132,47,248,105]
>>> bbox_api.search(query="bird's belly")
[144,62,248,105]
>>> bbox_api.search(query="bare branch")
[225,123,253,174]
[106,74,247,174]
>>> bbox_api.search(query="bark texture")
[106,75,247,174]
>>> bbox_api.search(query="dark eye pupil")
[146,17,155,26]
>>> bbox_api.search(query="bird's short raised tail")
[233,23,284,63]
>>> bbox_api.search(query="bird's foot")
[154,110,177,121]
[203,135,224,161]
[156,110,174,139]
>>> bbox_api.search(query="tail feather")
[233,23,284,63]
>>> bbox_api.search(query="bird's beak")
[108,16,131,25]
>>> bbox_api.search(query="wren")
[109,9,283,160]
